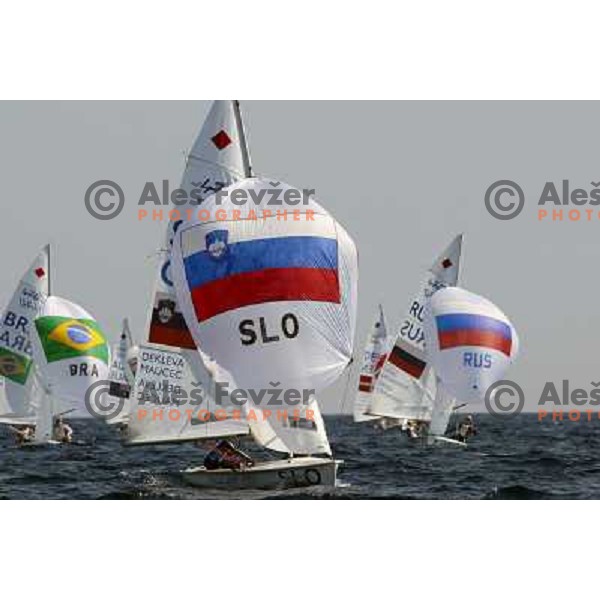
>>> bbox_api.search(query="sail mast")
[233,100,252,177]
[46,243,51,297]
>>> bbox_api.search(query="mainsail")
[128,100,252,444]
[127,344,248,445]
[353,304,388,422]
[0,245,49,419]
[369,235,463,422]
[424,286,519,403]
[105,318,134,425]
[428,377,456,437]
[145,100,250,352]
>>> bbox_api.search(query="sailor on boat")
[52,416,73,443]
[9,424,35,445]
[454,414,476,443]
[202,439,254,471]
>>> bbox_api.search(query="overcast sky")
[1,101,598,413]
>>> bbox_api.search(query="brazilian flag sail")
[34,317,109,365]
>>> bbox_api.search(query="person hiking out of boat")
[9,424,35,445]
[455,414,476,443]
[53,417,73,443]
[203,439,254,471]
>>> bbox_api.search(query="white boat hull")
[427,435,467,448]
[181,456,341,490]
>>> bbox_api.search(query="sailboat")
[424,286,519,444]
[170,177,358,489]
[0,245,50,428]
[368,235,463,437]
[0,244,111,445]
[30,295,111,444]
[122,101,252,450]
[353,304,389,423]
[105,318,134,426]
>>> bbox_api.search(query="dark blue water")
[1,414,597,499]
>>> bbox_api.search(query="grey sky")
[0,101,598,413]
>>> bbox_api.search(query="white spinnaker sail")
[106,318,134,425]
[32,296,111,419]
[171,178,358,394]
[354,304,388,422]
[0,245,49,417]
[126,344,249,445]
[171,177,357,456]
[130,101,252,445]
[428,377,456,437]
[370,235,462,421]
[424,287,519,402]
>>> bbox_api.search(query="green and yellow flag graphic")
[35,317,109,365]
[0,347,32,385]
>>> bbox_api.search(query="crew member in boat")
[455,414,476,443]
[203,439,254,471]
[53,416,73,443]
[9,424,35,445]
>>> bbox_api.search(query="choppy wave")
[0,414,598,499]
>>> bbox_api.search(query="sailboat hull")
[181,456,341,490]
[426,435,467,448]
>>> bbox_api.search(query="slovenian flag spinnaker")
[424,287,519,402]
[171,178,358,394]
[33,296,110,417]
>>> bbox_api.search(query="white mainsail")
[428,377,456,437]
[354,304,388,422]
[127,100,253,445]
[105,318,134,425]
[0,378,35,425]
[0,245,50,419]
[369,235,463,422]
[126,344,248,445]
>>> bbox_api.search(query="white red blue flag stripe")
[181,220,340,321]
[436,313,512,356]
